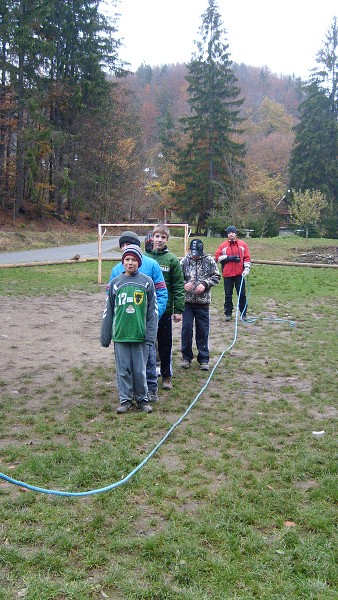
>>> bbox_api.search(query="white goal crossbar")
[97,223,190,283]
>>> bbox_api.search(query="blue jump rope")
[0,276,294,497]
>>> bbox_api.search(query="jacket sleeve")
[151,261,168,319]
[214,242,228,264]
[201,257,221,289]
[180,257,188,281]
[171,257,185,313]
[100,288,114,347]
[243,242,251,269]
[108,263,122,284]
[146,280,158,344]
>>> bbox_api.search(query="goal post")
[97,223,191,283]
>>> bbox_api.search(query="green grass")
[0,261,107,295]
[169,235,337,262]
[0,239,337,599]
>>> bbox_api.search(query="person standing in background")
[214,226,251,321]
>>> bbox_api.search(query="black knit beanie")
[119,231,140,248]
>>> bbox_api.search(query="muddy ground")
[1,293,109,396]
[0,285,335,428]
[0,292,241,410]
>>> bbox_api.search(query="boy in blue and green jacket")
[145,224,185,390]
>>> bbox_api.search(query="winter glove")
[220,255,240,262]
[242,267,250,277]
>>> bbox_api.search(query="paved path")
[0,237,122,265]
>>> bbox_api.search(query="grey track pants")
[114,342,149,404]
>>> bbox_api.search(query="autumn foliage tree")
[241,97,296,235]
[290,189,327,238]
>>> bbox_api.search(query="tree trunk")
[0,83,6,209]
[15,46,25,217]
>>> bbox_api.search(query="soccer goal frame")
[97,223,191,283]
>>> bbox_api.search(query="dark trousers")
[157,313,172,379]
[146,342,157,392]
[181,303,210,364]
[223,275,247,316]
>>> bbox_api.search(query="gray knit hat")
[119,231,140,248]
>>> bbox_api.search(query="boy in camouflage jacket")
[180,239,220,371]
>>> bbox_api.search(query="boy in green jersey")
[101,245,158,414]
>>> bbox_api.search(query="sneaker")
[225,315,232,322]
[139,401,153,413]
[199,363,210,371]
[116,401,132,414]
[179,360,191,369]
[162,377,173,390]
[148,389,159,402]
[156,366,161,377]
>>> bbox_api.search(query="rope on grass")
[0,276,294,496]
[239,277,295,327]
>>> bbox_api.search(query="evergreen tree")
[289,82,336,195]
[289,17,338,237]
[10,0,51,216]
[40,0,123,216]
[174,0,245,233]
[0,0,123,220]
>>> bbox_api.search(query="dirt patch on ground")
[1,293,335,429]
[1,292,111,395]
[0,295,249,419]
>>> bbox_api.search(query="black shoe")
[147,389,159,402]
[116,401,132,414]
[138,401,153,413]
[199,363,210,371]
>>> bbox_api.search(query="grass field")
[0,238,337,599]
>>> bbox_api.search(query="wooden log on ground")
[252,259,338,268]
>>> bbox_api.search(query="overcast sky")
[101,0,337,79]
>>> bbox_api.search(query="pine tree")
[289,17,338,237]
[174,0,245,233]
[40,0,123,216]
[9,0,51,216]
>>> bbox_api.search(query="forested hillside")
[1,60,303,230]
[0,2,336,237]
[119,61,302,233]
